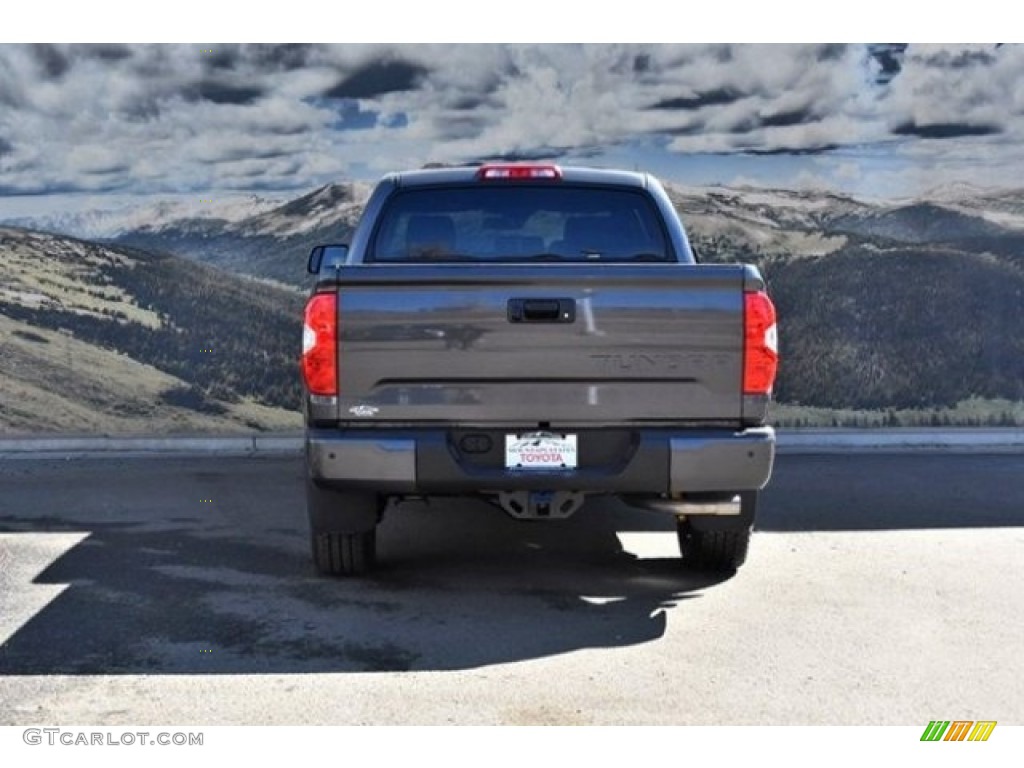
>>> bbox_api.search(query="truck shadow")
[7,452,1013,676]
[0,463,721,675]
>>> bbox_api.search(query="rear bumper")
[307,426,775,495]
[668,431,774,493]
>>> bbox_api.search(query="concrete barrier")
[778,428,1024,454]
[1,429,1022,457]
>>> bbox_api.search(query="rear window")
[369,185,671,263]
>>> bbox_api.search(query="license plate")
[505,432,577,470]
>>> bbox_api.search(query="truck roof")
[387,164,652,189]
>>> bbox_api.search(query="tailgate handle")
[508,298,576,323]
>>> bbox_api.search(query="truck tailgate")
[331,263,750,425]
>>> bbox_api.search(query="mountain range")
[669,185,1024,412]
[11,177,1024,282]
[108,183,373,286]
[3,178,1024,430]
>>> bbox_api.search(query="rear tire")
[677,524,751,572]
[306,479,381,576]
[312,529,377,576]
[677,490,756,572]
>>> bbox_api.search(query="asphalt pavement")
[0,453,1022,724]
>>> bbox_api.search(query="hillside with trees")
[6,178,1024,431]
[0,227,302,433]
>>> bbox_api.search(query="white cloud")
[67,145,129,175]
[0,43,1022,200]
[887,45,1024,133]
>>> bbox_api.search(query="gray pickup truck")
[301,164,778,576]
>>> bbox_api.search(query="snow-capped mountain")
[0,182,372,286]
[7,178,1024,286]
[662,182,1024,262]
[222,182,371,239]
[110,183,372,285]
[1,193,287,241]
[663,183,872,259]
[118,182,371,239]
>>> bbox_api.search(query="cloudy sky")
[1,43,1021,212]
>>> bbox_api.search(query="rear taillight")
[743,291,778,396]
[302,293,337,396]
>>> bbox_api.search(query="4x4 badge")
[348,405,379,417]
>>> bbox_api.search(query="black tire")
[306,479,381,576]
[312,528,376,576]
[677,490,756,572]
[677,523,751,572]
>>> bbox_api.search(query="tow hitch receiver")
[497,490,584,520]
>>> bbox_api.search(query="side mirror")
[308,244,349,274]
